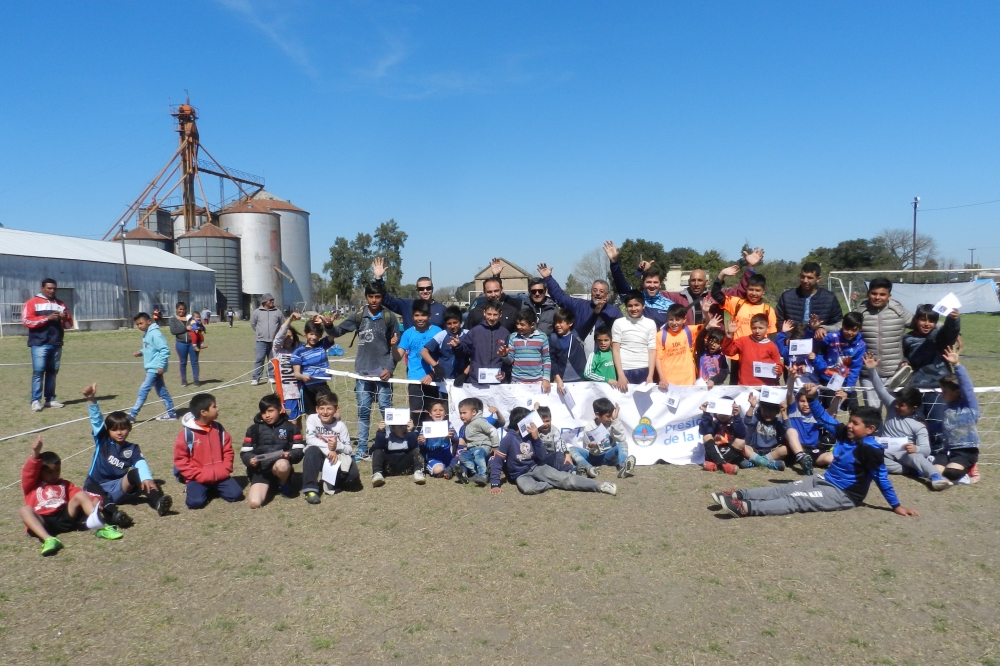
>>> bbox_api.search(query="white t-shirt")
[611,315,657,370]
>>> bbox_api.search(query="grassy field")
[0,316,998,665]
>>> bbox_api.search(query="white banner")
[447,382,760,466]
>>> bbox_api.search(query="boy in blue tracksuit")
[814,312,866,408]
[489,408,617,496]
[716,406,919,518]
[784,378,841,470]
[549,308,588,395]
[82,382,172,526]
[933,346,983,485]
[129,313,176,422]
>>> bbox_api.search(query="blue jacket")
[84,403,152,488]
[542,276,621,338]
[814,330,866,387]
[549,331,587,382]
[903,316,961,388]
[372,430,420,453]
[775,332,820,383]
[743,411,787,453]
[822,434,900,508]
[942,365,982,451]
[139,322,170,371]
[423,329,469,379]
[458,321,511,380]
[787,398,839,449]
[375,278,447,329]
[490,430,547,487]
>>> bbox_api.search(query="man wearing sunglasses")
[535,263,622,339]
[524,278,559,336]
[371,257,446,329]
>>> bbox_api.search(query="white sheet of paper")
[826,374,845,391]
[706,398,735,416]
[585,424,610,447]
[875,437,908,454]
[932,292,962,316]
[422,421,450,438]
[321,459,341,486]
[753,362,777,378]
[561,390,577,414]
[759,386,784,404]
[517,410,545,437]
[788,338,813,356]
[384,408,410,425]
[477,367,501,384]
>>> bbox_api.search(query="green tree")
[610,238,668,290]
[323,237,360,300]
[803,238,902,272]
[373,220,409,293]
[564,274,586,294]
[454,281,475,304]
[322,221,409,300]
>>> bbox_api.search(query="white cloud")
[215,0,319,78]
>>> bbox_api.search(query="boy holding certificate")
[721,315,783,386]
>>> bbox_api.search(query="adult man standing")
[249,293,283,385]
[371,257,446,328]
[536,263,621,338]
[524,277,558,336]
[604,242,764,327]
[775,262,844,340]
[22,278,73,412]
[464,259,522,332]
[852,277,912,408]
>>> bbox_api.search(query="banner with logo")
[446,382,761,466]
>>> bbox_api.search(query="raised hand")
[942,345,960,366]
[727,320,739,335]
[863,352,879,370]
[371,256,387,280]
[602,240,619,262]
[31,435,43,456]
[743,247,765,268]
[718,265,740,279]
[536,263,553,279]
[490,257,504,277]
[706,314,723,330]
[637,259,654,273]
[781,319,794,334]
[82,382,97,400]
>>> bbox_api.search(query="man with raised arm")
[535,263,621,339]
[371,256,446,329]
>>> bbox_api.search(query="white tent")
[889,280,1000,314]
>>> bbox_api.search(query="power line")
[920,198,1000,212]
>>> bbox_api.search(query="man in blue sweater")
[490,408,618,496]
[371,257,446,329]
[714,406,919,518]
[535,263,621,339]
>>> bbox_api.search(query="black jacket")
[549,331,587,381]
[775,287,844,329]
[464,293,521,332]
[240,413,304,473]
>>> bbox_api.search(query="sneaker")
[969,463,981,484]
[304,491,321,505]
[929,473,951,491]
[354,452,372,463]
[278,483,295,499]
[767,459,786,472]
[442,464,454,480]
[721,494,750,518]
[721,463,739,476]
[885,365,913,391]
[752,455,770,468]
[180,381,188,388]
[371,472,385,487]
[801,455,814,476]
[702,461,718,473]
[155,413,177,421]
[95,525,124,540]
[127,414,136,423]
[413,469,426,484]
[585,466,600,479]
[471,474,488,487]
[599,482,617,496]
[455,466,469,484]
[31,400,43,412]
[322,481,336,496]
[102,506,133,529]
[40,537,63,556]
[620,455,636,478]
[250,379,260,386]
[155,494,173,517]
[44,399,65,409]
[738,459,754,469]
[709,489,739,505]
[956,474,972,485]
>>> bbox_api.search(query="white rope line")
[0,358,355,366]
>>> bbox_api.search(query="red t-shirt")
[721,336,783,386]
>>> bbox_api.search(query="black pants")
[372,449,422,476]
[703,442,743,466]
[302,382,332,415]
[728,360,740,385]
[301,446,360,491]
[407,383,441,426]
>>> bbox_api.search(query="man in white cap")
[250,293,283,385]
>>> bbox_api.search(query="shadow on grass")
[59,394,117,406]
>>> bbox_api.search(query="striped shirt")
[507,330,551,383]
[289,339,333,385]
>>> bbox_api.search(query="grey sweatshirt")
[461,416,500,450]
[250,306,283,343]
[329,308,398,377]
[871,373,930,455]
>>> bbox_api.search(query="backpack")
[183,423,225,453]
[660,326,694,349]
[348,308,399,348]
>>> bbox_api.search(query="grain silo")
[138,206,173,237]
[219,200,282,309]
[251,190,312,308]
[171,205,209,240]
[113,226,173,253]
[176,224,242,317]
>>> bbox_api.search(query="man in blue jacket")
[535,263,621,339]
[129,313,176,422]
[371,256,446,329]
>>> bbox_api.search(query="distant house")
[473,258,534,296]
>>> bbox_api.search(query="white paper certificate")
[826,374,845,391]
[321,459,341,486]
[384,408,410,425]
[788,338,813,356]
[932,292,962,316]
[753,362,777,378]
[422,421,450,438]
[517,410,544,437]
[706,398,735,416]
[759,386,784,404]
[477,367,501,384]
[875,437,908,454]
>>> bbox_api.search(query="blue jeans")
[175,341,199,384]
[131,370,176,419]
[355,379,393,456]
[459,446,490,476]
[252,341,273,381]
[30,344,62,403]
[570,444,626,469]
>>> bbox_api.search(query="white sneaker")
[44,399,65,409]
[155,413,177,421]
[31,400,43,412]
[413,469,426,484]
[599,482,617,496]
[371,472,385,487]
[322,481,336,496]
[250,379,260,386]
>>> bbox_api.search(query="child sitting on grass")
[453,398,499,486]
[490,407,617,496]
[82,382,172,527]
[933,346,982,486]
[570,398,636,479]
[174,393,243,509]
[861,353,948,490]
[743,392,812,474]
[371,419,424,487]
[21,436,121,556]
[783,372,842,471]
[583,326,617,383]
[241,394,305,509]
[418,401,458,478]
[714,406,919,519]
[699,401,749,475]
[302,392,358,504]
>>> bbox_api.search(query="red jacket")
[721,336,783,386]
[22,456,80,515]
[173,414,234,485]
[22,294,73,347]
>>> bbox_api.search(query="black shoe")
[103,506,133,529]
[455,466,469,484]
[155,494,173,517]
[471,474,488,487]
[738,459,753,469]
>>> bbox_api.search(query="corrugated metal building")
[0,228,215,335]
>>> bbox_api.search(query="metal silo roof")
[249,190,309,214]
[176,223,240,239]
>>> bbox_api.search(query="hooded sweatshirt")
[22,455,80,515]
[459,321,511,381]
[173,413,234,485]
[550,330,587,382]
[139,322,170,372]
[329,308,399,378]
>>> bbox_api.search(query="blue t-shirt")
[289,339,333,385]
[424,329,469,379]
[398,325,442,381]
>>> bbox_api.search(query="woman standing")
[169,302,200,387]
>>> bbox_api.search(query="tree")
[373,220,409,293]
[454,281,475,304]
[322,220,408,300]
[571,248,610,286]
[872,228,937,269]
[610,238,669,290]
[564,274,586,294]
[803,238,902,271]
[433,286,456,303]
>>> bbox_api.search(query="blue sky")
[2,2,1000,287]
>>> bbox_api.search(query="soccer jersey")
[398,325,442,380]
[289,339,334,385]
[656,325,702,385]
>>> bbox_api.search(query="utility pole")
[911,197,920,270]
[429,261,433,283]
[969,248,977,268]
[120,221,134,328]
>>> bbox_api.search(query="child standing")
[712,272,776,384]
[21,436,121,556]
[371,419,425,486]
[696,327,729,387]
[550,308,587,394]
[290,316,338,415]
[459,300,511,384]
[933,346,982,485]
[500,308,551,392]
[715,407,919,519]
[418,401,458,478]
[129,312,177,422]
[776,321,820,384]
[454,398,500,486]
[721,315,783,386]
[421,306,470,385]
[583,326,617,383]
[570,398,636,479]
[83,382,172,526]
[699,401,749,475]
[173,393,243,509]
[395,300,443,425]
[241,394,305,509]
[272,312,305,419]
[302,392,358,503]
[656,304,710,387]
[611,290,657,391]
